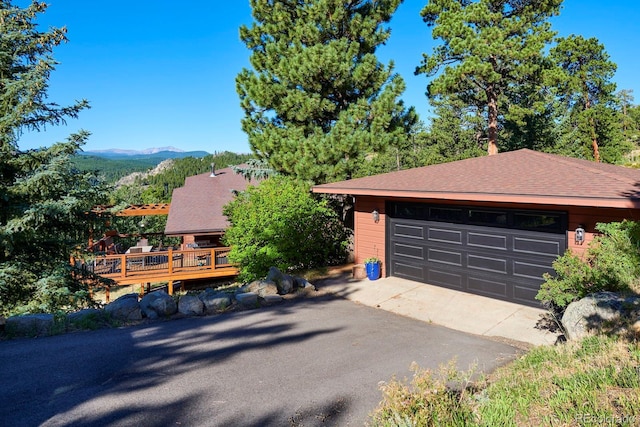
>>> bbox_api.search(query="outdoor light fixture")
[575,226,585,245]
[372,209,380,223]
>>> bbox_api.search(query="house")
[312,149,640,307]
[164,165,257,249]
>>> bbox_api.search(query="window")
[393,203,427,220]
[468,210,508,226]
[429,207,464,222]
[388,202,567,234]
[514,213,563,232]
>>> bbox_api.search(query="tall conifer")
[0,1,104,315]
[416,0,562,155]
[237,0,416,184]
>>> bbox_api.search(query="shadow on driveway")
[0,291,520,426]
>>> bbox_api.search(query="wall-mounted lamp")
[575,226,585,245]
[372,209,380,223]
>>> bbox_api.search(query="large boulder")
[140,291,177,319]
[266,267,294,294]
[199,289,232,314]
[67,308,107,328]
[260,294,283,305]
[235,292,258,308]
[246,279,279,297]
[561,291,640,340]
[294,276,316,291]
[178,294,204,316]
[105,294,142,322]
[6,314,54,337]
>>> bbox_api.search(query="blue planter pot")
[365,262,380,280]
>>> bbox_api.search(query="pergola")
[91,203,171,216]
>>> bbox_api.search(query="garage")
[387,203,567,306]
[312,149,640,308]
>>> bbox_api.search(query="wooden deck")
[80,247,238,295]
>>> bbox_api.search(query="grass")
[369,335,640,426]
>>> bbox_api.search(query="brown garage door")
[387,204,567,307]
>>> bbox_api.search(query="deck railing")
[78,247,237,289]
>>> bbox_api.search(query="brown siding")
[354,196,387,276]
[566,206,640,258]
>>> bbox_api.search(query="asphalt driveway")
[0,294,520,426]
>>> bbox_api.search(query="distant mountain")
[84,148,210,160]
[73,148,211,183]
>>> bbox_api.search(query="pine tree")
[0,1,105,315]
[237,0,416,184]
[416,0,562,155]
[547,35,628,162]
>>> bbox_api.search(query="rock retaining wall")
[3,268,316,338]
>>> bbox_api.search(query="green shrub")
[222,176,350,282]
[369,360,477,427]
[537,220,640,308]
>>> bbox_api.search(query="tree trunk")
[584,89,600,162]
[487,90,499,155]
[590,116,601,163]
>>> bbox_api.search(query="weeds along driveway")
[0,293,520,426]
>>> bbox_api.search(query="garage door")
[387,204,567,307]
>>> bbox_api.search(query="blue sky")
[17,0,640,154]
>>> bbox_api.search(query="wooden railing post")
[168,248,173,275]
[211,248,215,270]
[121,254,127,279]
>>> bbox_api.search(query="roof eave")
[312,187,640,209]
[164,228,227,236]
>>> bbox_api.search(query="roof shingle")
[312,149,640,208]
[164,167,256,235]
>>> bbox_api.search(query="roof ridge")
[526,149,640,186]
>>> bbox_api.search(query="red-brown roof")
[312,149,640,208]
[164,166,257,235]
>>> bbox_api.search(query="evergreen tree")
[547,35,628,163]
[425,96,485,160]
[0,1,104,315]
[237,0,416,184]
[416,0,562,155]
[626,103,640,150]
[616,89,636,146]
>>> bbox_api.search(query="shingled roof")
[164,166,256,235]
[312,149,640,208]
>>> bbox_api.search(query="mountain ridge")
[82,148,210,159]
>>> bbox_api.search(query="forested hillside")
[72,155,161,182]
[72,150,213,182]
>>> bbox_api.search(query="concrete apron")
[323,276,560,348]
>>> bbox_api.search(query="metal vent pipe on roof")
[210,163,216,177]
